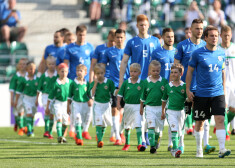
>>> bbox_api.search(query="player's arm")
[117,96,122,111]
[222,69,226,104]
[174,58,180,64]
[89,58,98,83]
[119,54,130,88]
[161,101,167,120]
[140,101,144,115]
[14,79,24,108]
[91,80,98,97]
[186,66,195,102]
[38,51,47,75]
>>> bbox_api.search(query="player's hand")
[140,108,143,115]
[117,103,121,111]
[87,99,93,107]
[67,108,71,115]
[45,108,50,115]
[35,99,38,107]
[161,113,165,120]
[14,101,18,109]
[114,89,119,96]
[186,90,194,102]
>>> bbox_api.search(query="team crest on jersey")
[218,56,223,61]
[174,49,178,55]
[161,86,164,91]
[181,89,185,94]
[150,42,154,47]
[44,81,47,85]
[104,85,108,90]
[57,89,61,92]
[26,83,29,86]
[170,90,173,93]
[137,86,141,90]
[85,50,90,55]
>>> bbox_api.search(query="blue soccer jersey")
[175,38,206,91]
[92,43,110,78]
[188,46,225,97]
[64,42,94,80]
[124,35,160,80]
[56,45,67,65]
[151,46,175,81]
[101,46,130,87]
[44,44,67,65]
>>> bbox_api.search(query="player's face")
[191,23,203,39]
[76,31,87,44]
[185,30,192,39]
[130,68,140,79]
[163,32,174,46]
[47,61,56,71]
[58,68,68,79]
[76,68,87,79]
[27,65,36,76]
[66,35,76,44]
[107,35,115,47]
[221,31,232,44]
[115,33,125,47]
[137,20,149,35]
[205,30,219,47]
[149,65,160,78]
[54,32,63,45]
[95,69,105,81]
[18,60,27,71]
[170,68,181,81]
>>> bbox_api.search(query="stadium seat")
[10,41,28,64]
[0,42,11,65]
[169,21,184,31]
[151,0,161,7]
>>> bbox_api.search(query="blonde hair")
[149,60,161,69]
[26,61,36,68]
[46,56,56,64]
[94,63,106,73]
[130,63,141,72]
[16,58,28,71]
[76,64,87,72]
[171,63,184,74]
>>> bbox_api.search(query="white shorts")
[166,109,185,136]
[146,105,164,132]
[14,94,24,115]
[72,101,91,126]
[226,86,235,108]
[23,95,37,115]
[41,93,49,109]
[53,100,68,125]
[123,104,142,129]
[93,101,112,127]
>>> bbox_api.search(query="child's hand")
[67,108,71,115]
[11,99,14,107]
[14,101,18,109]
[87,99,93,107]
[45,108,50,115]
[35,99,38,107]
[94,75,98,83]
[140,108,143,115]
[114,89,119,96]
[161,113,165,120]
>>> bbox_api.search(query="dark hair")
[203,26,219,37]
[191,19,203,26]
[76,25,87,33]
[184,27,191,31]
[162,27,174,36]
[115,29,126,35]
[59,28,70,37]
[152,33,161,39]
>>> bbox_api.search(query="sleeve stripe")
[161,99,167,102]
[117,94,123,97]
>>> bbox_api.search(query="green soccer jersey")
[118,78,143,104]
[37,70,58,94]
[48,78,72,102]
[16,75,39,97]
[90,78,115,103]
[68,78,90,102]
[141,76,168,106]
[162,81,187,111]
[9,72,25,93]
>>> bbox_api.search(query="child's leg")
[125,129,131,145]
[44,115,50,133]
[136,127,142,145]
[83,105,92,133]
[112,107,121,141]
[49,114,54,136]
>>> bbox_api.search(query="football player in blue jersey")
[89,29,116,83]
[186,26,231,158]
[64,25,94,81]
[38,30,66,75]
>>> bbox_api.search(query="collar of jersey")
[45,70,57,77]
[147,76,162,83]
[57,78,69,85]
[169,81,184,87]
[25,75,37,81]
[188,38,204,45]
[128,77,141,83]
[74,78,86,85]
[137,34,150,40]
[103,77,108,83]
[16,71,27,77]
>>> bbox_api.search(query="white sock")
[141,120,146,143]
[216,129,226,151]
[83,107,92,132]
[112,116,121,140]
[195,131,203,150]
[231,119,235,129]
[203,120,209,147]
[110,126,115,137]
[168,127,172,146]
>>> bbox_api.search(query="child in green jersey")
[67,64,92,146]
[15,62,38,137]
[161,63,187,158]
[9,58,28,135]
[36,56,57,139]
[46,63,72,143]
[91,63,116,148]
[117,63,145,152]
[140,60,168,154]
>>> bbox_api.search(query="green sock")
[62,125,67,136]
[31,118,34,132]
[227,111,235,123]
[187,114,193,128]
[224,111,229,135]
[185,116,189,128]
[49,119,54,135]
[19,116,24,129]
[44,115,50,132]
[15,116,19,127]
[125,129,131,145]
[148,129,155,147]
[23,116,26,127]
[56,122,62,137]
[96,126,102,142]
[136,127,142,145]
[101,127,106,140]
[75,124,82,139]
[155,132,160,146]
[171,132,179,150]
[26,117,33,133]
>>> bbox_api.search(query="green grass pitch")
[0,126,234,168]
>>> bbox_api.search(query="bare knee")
[214,115,225,129]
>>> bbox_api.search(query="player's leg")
[111,96,121,144]
[61,104,69,143]
[203,119,215,154]
[178,110,186,154]
[224,109,230,140]
[73,102,83,145]
[48,101,54,139]
[231,118,235,135]
[42,94,50,137]
[82,102,92,140]
[1,25,10,46]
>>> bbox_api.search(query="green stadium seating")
[169,21,184,30]
[0,42,11,65]
[151,0,161,7]
[10,41,28,64]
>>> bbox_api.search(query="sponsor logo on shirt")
[72,51,78,55]
[112,55,117,58]
[186,51,192,54]
[135,45,140,48]
[26,83,29,86]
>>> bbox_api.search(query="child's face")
[95,69,105,81]
[170,68,181,81]
[58,68,68,78]
[18,60,27,71]
[149,65,160,78]
[130,68,140,79]
[27,64,36,76]
[76,68,87,79]
[47,61,56,71]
